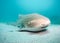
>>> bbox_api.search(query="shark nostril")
[41,25,48,28]
[40,24,46,28]
[40,24,45,27]
[42,24,45,26]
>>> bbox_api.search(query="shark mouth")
[18,29,47,33]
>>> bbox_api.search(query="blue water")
[0,0,60,24]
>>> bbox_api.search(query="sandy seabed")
[0,23,60,43]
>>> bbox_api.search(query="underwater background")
[0,0,60,43]
[0,0,60,24]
